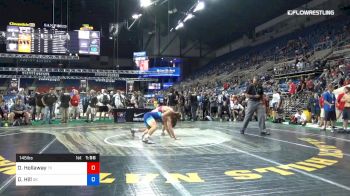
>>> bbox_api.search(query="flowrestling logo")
[287,10,334,16]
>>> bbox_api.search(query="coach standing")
[240,76,269,135]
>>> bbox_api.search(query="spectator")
[314,80,322,94]
[114,90,126,109]
[197,92,204,119]
[308,93,320,124]
[220,93,231,121]
[173,91,180,112]
[297,77,306,93]
[42,88,57,125]
[60,88,71,124]
[130,92,138,108]
[27,92,36,121]
[98,89,110,119]
[17,88,27,104]
[0,95,9,121]
[109,91,116,109]
[291,110,307,125]
[344,76,350,86]
[167,89,177,109]
[35,92,45,121]
[322,84,336,132]
[319,76,327,91]
[306,77,314,91]
[336,88,346,120]
[217,91,225,117]
[8,99,30,125]
[86,90,98,123]
[70,89,80,120]
[202,93,210,120]
[106,91,115,120]
[209,93,218,118]
[319,94,325,127]
[137,92,146,109]
[177,92,185,121]
[82,91,90,117]
[288,80,297,96]
[275,91,284,123]
[271,89,281,121]
[230,98,244,121]
[190,90,198,121]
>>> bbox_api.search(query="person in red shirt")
[306,77,314,91]
[336,91,345,119]
[288,80,296,96]
[223,83,230,90]
[319,95,325,127]
[344,77,350,86]
[335,88,348,130]
[70,89,80,120]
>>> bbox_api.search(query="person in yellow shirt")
[153,98,158,108]
[341,87,350,133]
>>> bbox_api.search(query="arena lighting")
[169,0,206,31]
[184,13,194,22]
[140,0,153,8]
[175,22,184,30]
[193,1,205,12]
[132,14,142,19]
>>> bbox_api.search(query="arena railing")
[313,40,333,52]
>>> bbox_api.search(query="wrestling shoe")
[130,128,137,137]
[260,130,270,136]
[142,138,155,144]
[161,132,166,136]
[145,140,155,144]
[240,129,245,134]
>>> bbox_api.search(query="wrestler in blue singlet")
[144,112,163,128]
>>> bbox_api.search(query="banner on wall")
[144,67,180,77]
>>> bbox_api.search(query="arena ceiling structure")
[0,0,312,58]
[142,0,312,48]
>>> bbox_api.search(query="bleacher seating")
[190,15,350,85]
[19,79,35,89]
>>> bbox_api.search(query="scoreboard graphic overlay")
[16,154,100,186]
[5,23,100,55]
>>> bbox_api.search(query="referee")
[240,76,270,135]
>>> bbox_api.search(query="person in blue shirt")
[322,84,336,132]
[308,93,320,124]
